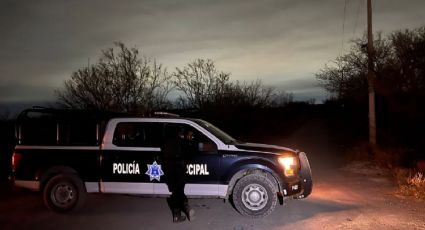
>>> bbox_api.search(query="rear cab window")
[113,122,163,147]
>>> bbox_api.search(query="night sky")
[1,0,424,114]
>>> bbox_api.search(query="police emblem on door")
[145,161,164,181]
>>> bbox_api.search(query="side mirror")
[198,142,217,153]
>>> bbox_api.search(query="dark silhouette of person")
[162,125,195,223]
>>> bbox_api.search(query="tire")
[43,174,86,213]
[232,173,278,218]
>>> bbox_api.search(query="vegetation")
[56,42,172,113]
[56,43,293,114]
[317,27,425,147]
[173,59,292,109]
[342,141,425,201]
[316,27,425,105]
[396,169,425,200]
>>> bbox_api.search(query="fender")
[222,158,283,199]
[221,157,282,183]
[39,165,79,190]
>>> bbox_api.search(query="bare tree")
[56,42,172,113]
[218,80,276,108]
[173,59,231,109]
[316,33,392,103]
[173,59,291,108]
[239,80,275,107]
[316,27,425,103]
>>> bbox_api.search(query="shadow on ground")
[0,179,358,230]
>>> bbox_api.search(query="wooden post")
[367,0,377,146]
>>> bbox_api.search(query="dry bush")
[397,170,425,200]
[344,142,371,162]
[344,142,403,169]
[373,147,403,169]
[393,167,410,186]
[345,143,425,200]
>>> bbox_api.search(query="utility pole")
[367,0,377,146]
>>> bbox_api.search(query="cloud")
[0,83,56,102]
[1,0,425,104]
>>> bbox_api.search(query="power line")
[341,0,348,56]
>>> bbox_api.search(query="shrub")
[344,142,403,169]
[397,170,425,200]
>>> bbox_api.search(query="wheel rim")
[51,182,76,208]
[241,183,268,211]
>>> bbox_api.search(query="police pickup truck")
[12,108,312,217]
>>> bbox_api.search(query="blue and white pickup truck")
[12,108,313,217]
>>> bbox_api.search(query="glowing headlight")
[278,156,297,177]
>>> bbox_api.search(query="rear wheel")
[232,173,277,218]
[43,174,86,212]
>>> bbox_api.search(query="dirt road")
[273,118,425,230]
[1,119,424,230]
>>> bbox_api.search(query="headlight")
[278,156,297,177]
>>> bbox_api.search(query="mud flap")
[294,152,313,199]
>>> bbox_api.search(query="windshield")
[192,119,238,145]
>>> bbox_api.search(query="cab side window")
[113,122,162,147]
[180,124,217,153]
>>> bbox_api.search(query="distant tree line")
[56,42,293,114]
[316,26,425,148]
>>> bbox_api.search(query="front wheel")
[232,173,278,218]
[43,174,86,213]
